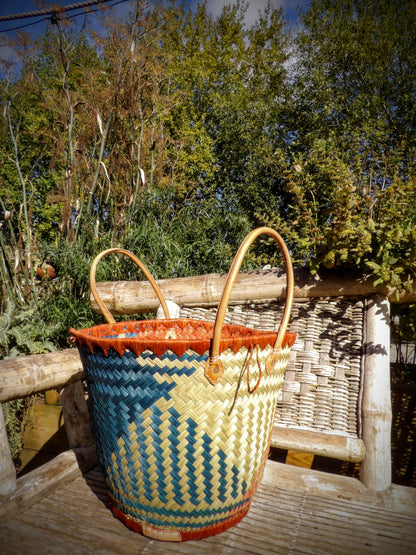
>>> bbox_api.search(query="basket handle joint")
[204,357,224,385]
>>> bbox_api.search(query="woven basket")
[69,227,296,542]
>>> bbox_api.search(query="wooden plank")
[292,496,416,553]
[1,461,415,554]
[19,402,69,473]
[0,447,96,521]
[262,460,416,516]
[22,403,64,452]
[91,268,416,317]
[0,520,74,555]
[0,349,83,404]
[286,450,314,468]
[271,425,366,462]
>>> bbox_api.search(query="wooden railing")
[0,351,95,519]
[90,267,416,316]
[0,268,397,517]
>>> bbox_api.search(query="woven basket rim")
[69,318,296,358]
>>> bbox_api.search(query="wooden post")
[0,406,16,496]
[60,380,97,472]
[360,295,392,491]
[60,380,94,450]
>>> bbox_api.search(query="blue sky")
[0,0,310,34]
[0,0,310,67]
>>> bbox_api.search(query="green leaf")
[366,261,381,271]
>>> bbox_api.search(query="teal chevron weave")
[76,331,292,540]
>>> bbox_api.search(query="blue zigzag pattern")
[80,345,246,527]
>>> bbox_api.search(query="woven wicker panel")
[180,298,364,438]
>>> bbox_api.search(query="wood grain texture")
[360,296,392,490]
[91,268,416,317]
[0,349,83,403]
[60,380,94,450]
[271,427,366,462]
[0,447,96,521]
[0,461,415,554]
[0,409,16,496]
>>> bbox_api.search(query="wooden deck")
[1,458,415,554]
[1,269,416,553]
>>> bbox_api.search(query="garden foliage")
[0,0,415,352]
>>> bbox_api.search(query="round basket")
[69,227,296,542]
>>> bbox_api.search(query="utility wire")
[0,0,131,33]
[0,17,49,33]
[0,0,119,21]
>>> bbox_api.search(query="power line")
[0,0,117,21]
[0,17,49,33]
[0,0,131,34]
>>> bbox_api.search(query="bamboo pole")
[360,295,392,491]
[91,268,416,316]
[0,349,83,404]
[271,426,366,463]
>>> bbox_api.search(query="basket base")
[110,501,251,542]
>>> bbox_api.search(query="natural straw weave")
[181,297,363,439]
[69,228,296,542]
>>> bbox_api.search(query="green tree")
[2,0,416,330]
[259,0,416,290]
[163,1,291,215]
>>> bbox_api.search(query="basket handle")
[205,227,294,384]
[90,248,171,324]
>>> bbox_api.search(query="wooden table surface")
[1,460,415,554]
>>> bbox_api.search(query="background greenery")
[1,0,415,351]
